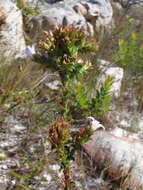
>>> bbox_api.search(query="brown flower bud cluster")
[49,117,71,147]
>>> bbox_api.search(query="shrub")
[91,76,112,117]
[60,77,112,119]
[49,117,93,190]
[38,26,96,83]
[114,32,143,76]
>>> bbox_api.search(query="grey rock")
[120,0,143,8]
[5,116,27,133]
[110,127,140,140]
[0,0,26,62]
[97,59,124,98]
[26,0,113,40]
[104,76,143,135]
[112,2,124,12]
[45,80,62,90]
[118,0,143,19]
[128,4,143,19]
[0,118,27,189]
[27,6,89,41]
[83,130,143,189]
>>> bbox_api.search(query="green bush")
[91,76,112,117]
[60,77,112,119]
[114,32,143,76]
[38,26,96,83]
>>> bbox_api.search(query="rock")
[83,131,143,189]
[85,0,113,29]
[128,4,143,19]
[110,127,140,140]
[42,172,52,183]
[27,7,89,41]
[106,109,143,132]
[73,4,88,16]
[97,59,124,98]
[104,75,143,132]
[118,0,143,19]
[45,80,62,90]
[0,118,27,189]
[120,0,143,8]
[25,0,113,40]
[49,164,61,171]
[0,0,26,62]
[112,2,124,12]
[4,116,27,133]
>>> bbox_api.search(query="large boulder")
[25,0,113,41]
[0,0,26,62]
[116,0,143,19]
[128,4,143,19]
[83,131,143,190]
[97,59,124,98]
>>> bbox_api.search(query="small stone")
[0,164,8,170]
[5,116,26,133]
[45,80,61,90]
[49,164,60,171]
[43,172,52,183]
[0,152,6,159]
